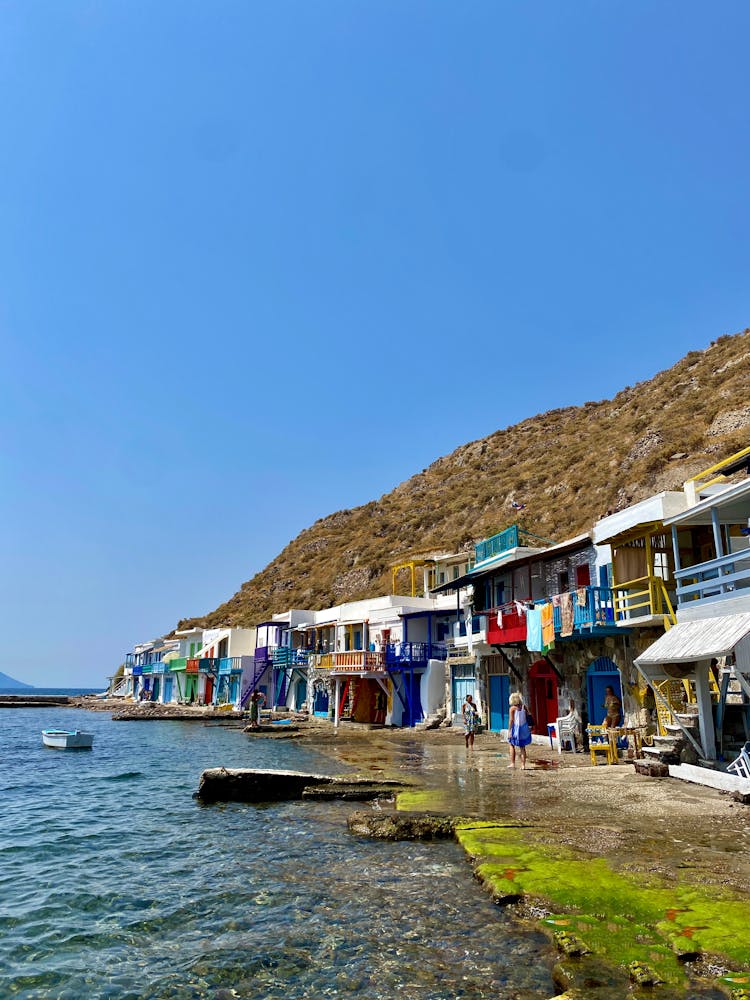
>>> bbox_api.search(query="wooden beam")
[492,645,523,682]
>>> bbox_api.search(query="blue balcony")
[474,525,520,565]
[218,656,243,675]
[272,647,309,668]
[674,550,750,608]
[551,587,617,635]
[385,642,447,667]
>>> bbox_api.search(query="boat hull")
[42,730,94,750]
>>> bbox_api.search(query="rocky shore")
[80,701,750,997]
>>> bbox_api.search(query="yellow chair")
[587,724,616,765]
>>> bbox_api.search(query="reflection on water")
[0,709,556,999]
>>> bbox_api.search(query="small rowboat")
[42,729,94,750]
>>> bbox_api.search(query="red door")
[528,660,559,734]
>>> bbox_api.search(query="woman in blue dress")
[508,691,532,769]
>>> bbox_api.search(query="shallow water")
[0,709,556,999]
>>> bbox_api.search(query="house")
[303,594,457,727]
[634,447,750,765]
[120,636,179,701]
[434,526,637,740]
[167,626,257,707]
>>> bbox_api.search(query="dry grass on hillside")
[179,330,750,629]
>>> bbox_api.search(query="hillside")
[0,671,33,689]
[180,330,750,629]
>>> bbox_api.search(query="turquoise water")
[0,708,555,999]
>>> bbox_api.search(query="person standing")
[248,690,265,729]
[462,694,479,750]
[602,685,622,729]
[508,692,532,769]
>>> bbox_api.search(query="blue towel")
[526,608,543,652]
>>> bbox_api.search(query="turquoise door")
[163,677,173,703]
[489,675,510,731]
[452,668,476,715]
[296,678,307,710]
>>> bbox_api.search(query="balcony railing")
[169,657,187,671]
[309,651,385,672]
[385,641,448,666]
[612,576,676,625]
[675,549,750,607]
[272,646,310,667]
[186,657,220,674]
[486,604,527,645]
[253,646,275,667]
[218,656,243,675]
[552,587,616,633]
[474,525,520,565]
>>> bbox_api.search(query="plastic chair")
[587,724,616,765]
[727,743,750,779]
[556,716,577,753]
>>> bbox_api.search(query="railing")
[309,651,385,672]
[674,549,750,606]
[218,656,243,675]
[186,657,220,674]
[151,661,167,675]
[253,646,275,667]
[384,642,448,666]
[486,604,527,645]
[272,646,310,667]
[169,657,187,671]
[474,525,520,565]
[551,587,616,633]
[612,575,676,626]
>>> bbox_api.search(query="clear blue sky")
[2,1,748,687]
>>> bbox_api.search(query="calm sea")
[0,705,555,1000]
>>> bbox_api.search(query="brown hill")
[180,329,750,629]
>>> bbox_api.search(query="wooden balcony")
[309,651,385,672]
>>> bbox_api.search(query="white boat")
[42,729,94,750]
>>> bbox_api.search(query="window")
[575,564,591,588]
[558,570,570,593]
[439,572,446,584]
[453,566,460,580]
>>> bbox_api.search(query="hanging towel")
[575,587,588,606]
[526,607,543,652]
[560,592,575,637]
[541,602,555,648]
[496,609,503,628]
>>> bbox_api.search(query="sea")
[0,697,556,1000]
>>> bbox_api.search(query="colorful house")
[635,448,750,765]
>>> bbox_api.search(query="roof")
[665,478,750,527]
[634,612,750,665]
[431,533,592,595]
[594,492,688,544]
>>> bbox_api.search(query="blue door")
[313,686,329,717]
[489,675,510,731]
[586,658,623,727]
[296,678,307,710]
[163,677,173,703]
[452,668,476,716]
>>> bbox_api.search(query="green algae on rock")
[454,821,750,989]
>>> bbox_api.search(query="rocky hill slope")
[180,330,750,629]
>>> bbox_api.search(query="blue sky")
[1,1,748,687]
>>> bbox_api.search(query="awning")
[634,612,750,666]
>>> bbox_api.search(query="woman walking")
[508,692,532,769]
[462,694,480,750]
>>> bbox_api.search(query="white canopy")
[634,612,750,665]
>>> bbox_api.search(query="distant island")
[0,671,34,690]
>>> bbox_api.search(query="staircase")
[239,660,268,709]
[634,709,700,776]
